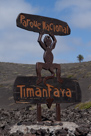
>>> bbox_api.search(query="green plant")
[75,101,91,109]
[77,54,84,63]
[67,74,73,78]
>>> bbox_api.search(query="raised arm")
[38,32,46,50]
[49,33,57,50]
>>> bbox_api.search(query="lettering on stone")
[13,77,81,104]
[16,13,71,36]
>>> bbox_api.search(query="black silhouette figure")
[36,32,62,85]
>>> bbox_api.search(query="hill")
[0,61,91,110]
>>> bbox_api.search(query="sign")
[16,13,71,36]
[13,76,81,104]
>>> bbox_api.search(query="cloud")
[55,0,91,11]
[0,0,42,64]
[0,29,44,63]
[53,41,73,63]
[0,0,38,30]
[55,0,91,28]
[54,36,73,53]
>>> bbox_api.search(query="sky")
[0,0,91,64]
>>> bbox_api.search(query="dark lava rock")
[0,107,91,135]
[55,129,67,136]
[30,128,37,134]
[75,126,89,136]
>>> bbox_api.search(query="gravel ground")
[0,106,91,135]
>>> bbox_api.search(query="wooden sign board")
[13,76,81,104]
[16,13,71,36]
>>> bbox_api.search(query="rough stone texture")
[0,107,91,135]
[75,126,90,136]
[10,122,78,134]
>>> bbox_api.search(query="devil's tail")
[43,75,54,86]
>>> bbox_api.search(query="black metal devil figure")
[36,32,63,85]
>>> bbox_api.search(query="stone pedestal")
[10,121,78,135]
